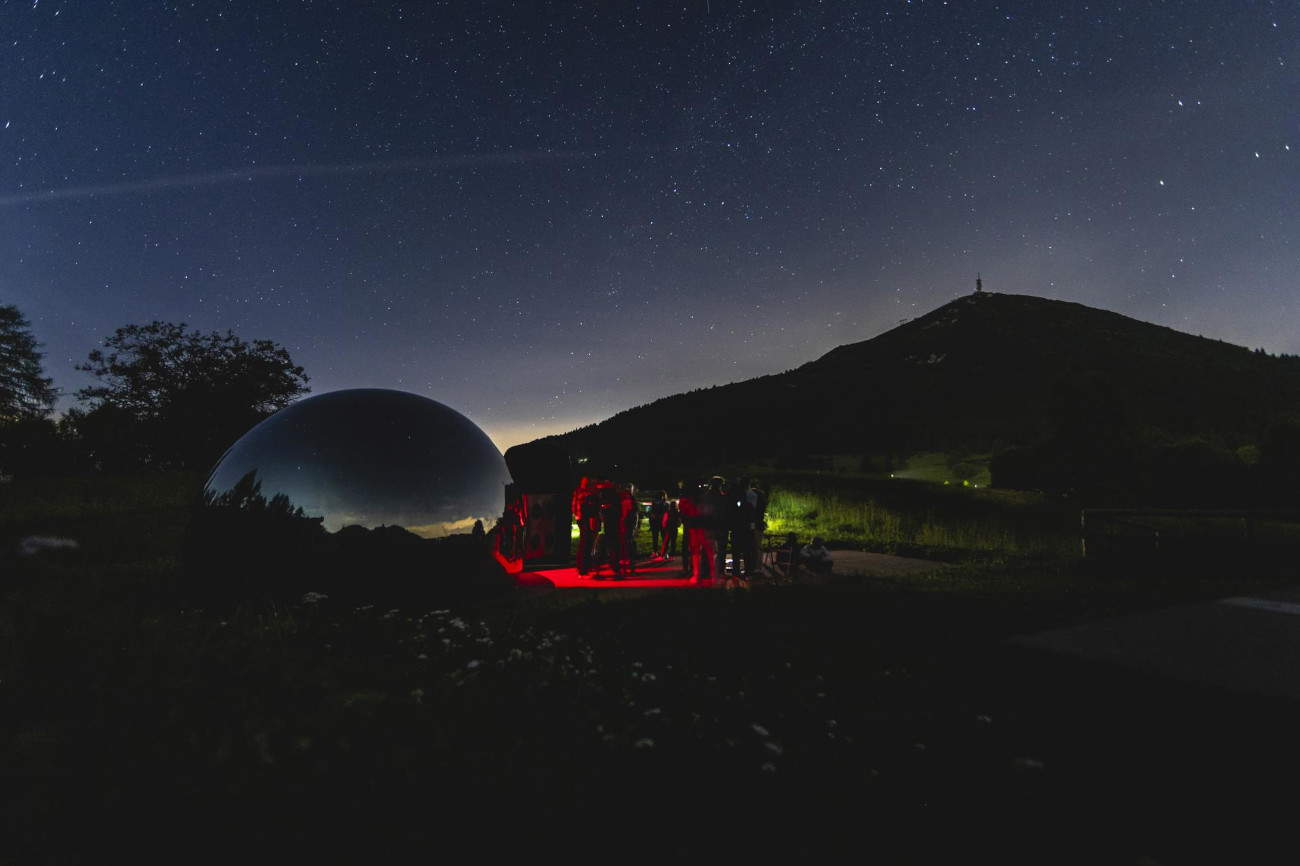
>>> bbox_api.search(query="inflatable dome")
[190,389,513,602]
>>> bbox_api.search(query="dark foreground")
[5,475,1300,863]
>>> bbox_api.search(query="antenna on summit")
[975,273,983,293]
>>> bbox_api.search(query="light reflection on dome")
[203,388,511,537]
[189,389,514,603]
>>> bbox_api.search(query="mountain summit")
[516,292,1300,481]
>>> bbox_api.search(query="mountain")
[510,292,1300,486]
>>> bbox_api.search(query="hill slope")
[514,292,1300,482]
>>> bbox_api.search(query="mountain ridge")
[510,292,1300,485]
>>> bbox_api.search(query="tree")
[75,322,310,470]
[0,304,57,423]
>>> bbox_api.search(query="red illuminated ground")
[517,553,728,588]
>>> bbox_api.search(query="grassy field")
[5,472,1299,861]
[759,471,1078,560]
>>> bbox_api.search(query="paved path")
[1013,589,1300,700]
[829,549,943,578]
[517,549,942,588]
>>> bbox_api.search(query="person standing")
[572,477,599,576]
[743,478,768,578]
[617,482,638,577]
[660,497,680,558]
[732,477,758,578]
[594,481,620,579]
[679,480,715,582]
[703,476,732,579]
[677,481,694,576]
[648,490,668,557]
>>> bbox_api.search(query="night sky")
[3,1,1297,450]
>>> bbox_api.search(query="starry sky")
[3,0,1297,450]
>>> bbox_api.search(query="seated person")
[799,537,834,573]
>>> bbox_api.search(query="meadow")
[759,471,1078,560]
[4,471,1298,861]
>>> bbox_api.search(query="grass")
[5,472,1300,861]
[760,472,1078,560]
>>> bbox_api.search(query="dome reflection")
[189,389,513,602]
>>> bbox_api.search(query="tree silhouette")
[0,304,56,423]
[0,305,62,475]
[74,322,309,470]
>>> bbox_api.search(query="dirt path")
[829,549,943,578]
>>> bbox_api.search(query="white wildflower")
[634,738,655,749]
[409,688,425,704]
[764,741,784,756]
[466,659,481,670]
[300,591,329,604]
[17,536,80,556]
[760,762,777,773]
[750,723,770,737]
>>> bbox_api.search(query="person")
[800,536,834,574]
[703,476,733,579]
[593,480,620,579]
[686,477,725,583]
[748,478,768,572]
[677,481,694,576]
[660,497,680,558]
[680,479,715,582]
[730,478,757,578]
[573,477,600,576]
[648,491,668,557]
[617,482,638,577]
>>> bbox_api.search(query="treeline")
[991,423,1300,507]
[0,305,309,477]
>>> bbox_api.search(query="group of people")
[673,476,768,584]
[571,477,641,579]
[571,475,770,583]
[570,475,834,584]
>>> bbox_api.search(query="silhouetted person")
[594,481,620,578]
[617,482,638,577]
[677,481,694,575]
[743,478,768,577]
[731,477,758,577]
[648,490,668,556]
[703,476,733,578]
[679,480,714,581]
[660,498,680,558]
[685,477,725,583]
[573,477,600,575]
